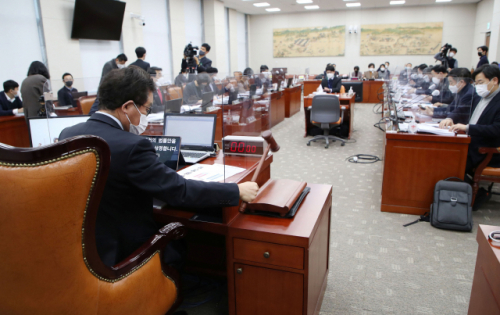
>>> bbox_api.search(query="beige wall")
[203,0,228,75]
[228,8,239,75]
[472,0,494,68]
[490,0,500,62]
[169,0,186,74]
[248,4,478,76]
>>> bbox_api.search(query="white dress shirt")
[96,111,124,130]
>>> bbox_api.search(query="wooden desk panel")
[303,94,356,140]
[381,132,470,215]
[0,116,30,147]
[284,86,302,118]
[303,80,321,98]
[362,80,384,103]
[468,225,500,315]
[270,91,285,127]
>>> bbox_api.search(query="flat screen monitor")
[71,0,126,41]
[28,116,90,147]
[163,114,216,151]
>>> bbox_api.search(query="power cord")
[346,154,382,164]
[373,118,387,132]
[373,103,382,114]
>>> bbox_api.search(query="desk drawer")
[233,238,304,270]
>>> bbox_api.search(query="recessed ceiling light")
[346,2,361,7]
[436,0,452,2]
[296,0,313,3]
[305,5,319,9]
[390,0,405,4]
[253,2,270,7]
[266,7,281,11]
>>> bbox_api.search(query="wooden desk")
[270,91,285,127]
[303,80,321,98]
[154,154,332,315]
[284,86,302,118]
[303,94,356,140]
[381,132,470,215]
[0,116,30,147]
[362,80,384,103]
[468,225,500,315]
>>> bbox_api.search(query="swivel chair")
[471,147,500,208]
[307,94,346,148]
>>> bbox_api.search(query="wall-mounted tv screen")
[71,0,126,41]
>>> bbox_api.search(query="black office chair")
[307,95,346,148]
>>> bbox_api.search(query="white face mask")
[406,66,411,70]
[449,52,455,57]
[327,73,334,79]
[432,77,440,84]
[126,103,148,135]
[380,68,385,72]
[117,64,126,69]
[449,84,458,94]
[423,75,430,83]
[476,83,492,98]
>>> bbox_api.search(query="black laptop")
[165,98,183,113]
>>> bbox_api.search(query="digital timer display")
[223,140,264,156]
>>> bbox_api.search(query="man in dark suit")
[477,46,490,69]
[101,54,128,82]
[448,65,500,175]
[57,73,78,107]
[59,67,259,267]
[129,47,150,72]
[183,73,211,105]
[319,65,342,93]
[254,65,271,89]
[0,80,23,116]
[421,66,454,105]
[205,67,223,95]
[199,43,212,69]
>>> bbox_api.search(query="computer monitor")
[72,91,88,99]
[28,116,90,147]
[163,113,217,151]
[165,98,182,113]
[201,92,214,111]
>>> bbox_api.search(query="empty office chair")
[0,136,185,315]
[471,147,500,207]
[167,86,183,101]
[79,95,97,115]
[307,95,346,148]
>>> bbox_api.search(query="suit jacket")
[199,56,212,69]
[100,59,119,86]
[151,88,165,113]
[430,77,454,105]
[364,71,379,79]
[183,81,203,105]
[477,55,489,69]
[433,83,480,124]
[57,86,78,107]
[378,70,390,80]
[174,74,188,87]
[320,77,342,93]
[399,69,412,84]
[350,72,362,80]
[467,91,500,168]
[0,92,22,116]
[59,113,240,266]
[254,77,271,89]
[129,59,150,72]
[20,74,47,119]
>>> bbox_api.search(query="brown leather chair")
[0,136,186,315]
[472,147,500,205]
[167,86,183,101]
[79,95,97,115]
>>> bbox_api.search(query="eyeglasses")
[144,106,152,116]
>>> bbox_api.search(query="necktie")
[158,88,163,103]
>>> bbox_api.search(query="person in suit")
[199,43,212,69]
[445,65,500,176]
[57,73,78,107]
[174,68,189,88]
[398,63,413,84]
[20,61,50,119]
[183,73,211,105]
[254,65,271,89]
[101,54,128,83]
[351,66,362,80]
[363,63,379,80]
[425,68,480,124]
[206,67,224,95]
[377,64,390,80]
[421,65,454,105]
[477,46,490,69]
[0,80,23,116]
[58,66,258,267]
[129,47,150,72]
[147,69,165,113]
[316,65,342,93]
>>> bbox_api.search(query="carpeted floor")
[181,102,500,315]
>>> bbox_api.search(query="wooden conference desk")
[303,94,356,140]
[284,85,302,118]
[381,130,470,215]
[303,80,321,98]
[468,225,500,315]
[361,80,384,103]
[270,91,285,126]
[153,153,333,315]
[0,115,30,147]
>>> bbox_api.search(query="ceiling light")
[266,7,281,11]
[436,0,452,2]
[390,0,405,4]
[253,2,270,7]
[305,5,319,9]
[346,2,361,7]
[296,0,313,3]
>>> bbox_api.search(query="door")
[234,264,304,315]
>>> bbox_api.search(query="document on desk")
[180,105,201,113]
[177,164,246,182]
[417,124,455,136]
[147,113,164,122]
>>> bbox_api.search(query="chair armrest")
[478,147,500,154]
[340,107,345,124]
[112,222,186,275]
[473,147,500,182]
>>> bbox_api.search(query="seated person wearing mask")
[0,80,23,116]
[363,63,378,79]
[399,63,413,84]
[183,73,211,105]
[421,65,454,105]
[316,65,342,93]
[57,73,78,107]
[147,68,165,113]
[425,68,480,124]
[351,66,362,80]
[254,65,271,89]
[206,67,224,95]
[378,64,390,80]
[174,68,189,88]
[59,66,259,267]
[447,65,500,176]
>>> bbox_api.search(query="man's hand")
[434,102,443,107]
[323,87,331,93]
[408,88,416,94]
[238,182,259,203]
[425,107,434,116]
[439,118,454,129]
[194,56,199,65]
[424,95,433,102]
[18,108,24,114]
[449,123,467,133]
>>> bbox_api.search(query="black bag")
[404,177,473,232]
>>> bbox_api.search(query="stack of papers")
[177,164,246,182]
[397,123,455,136]
[180,105,201,113]
[147,113,164,122]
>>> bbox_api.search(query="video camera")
[440,43,452,58]
[184,43,199,74]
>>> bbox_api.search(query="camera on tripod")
[440,43,452,58]
[184,43,199,73]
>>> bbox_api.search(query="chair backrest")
[167,86,183,100]
[340,85,346,94]
[311,95,340,124]
[79,95,97,115]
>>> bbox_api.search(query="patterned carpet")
[181,101,500,315]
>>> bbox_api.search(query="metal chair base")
[307,135,346,149]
